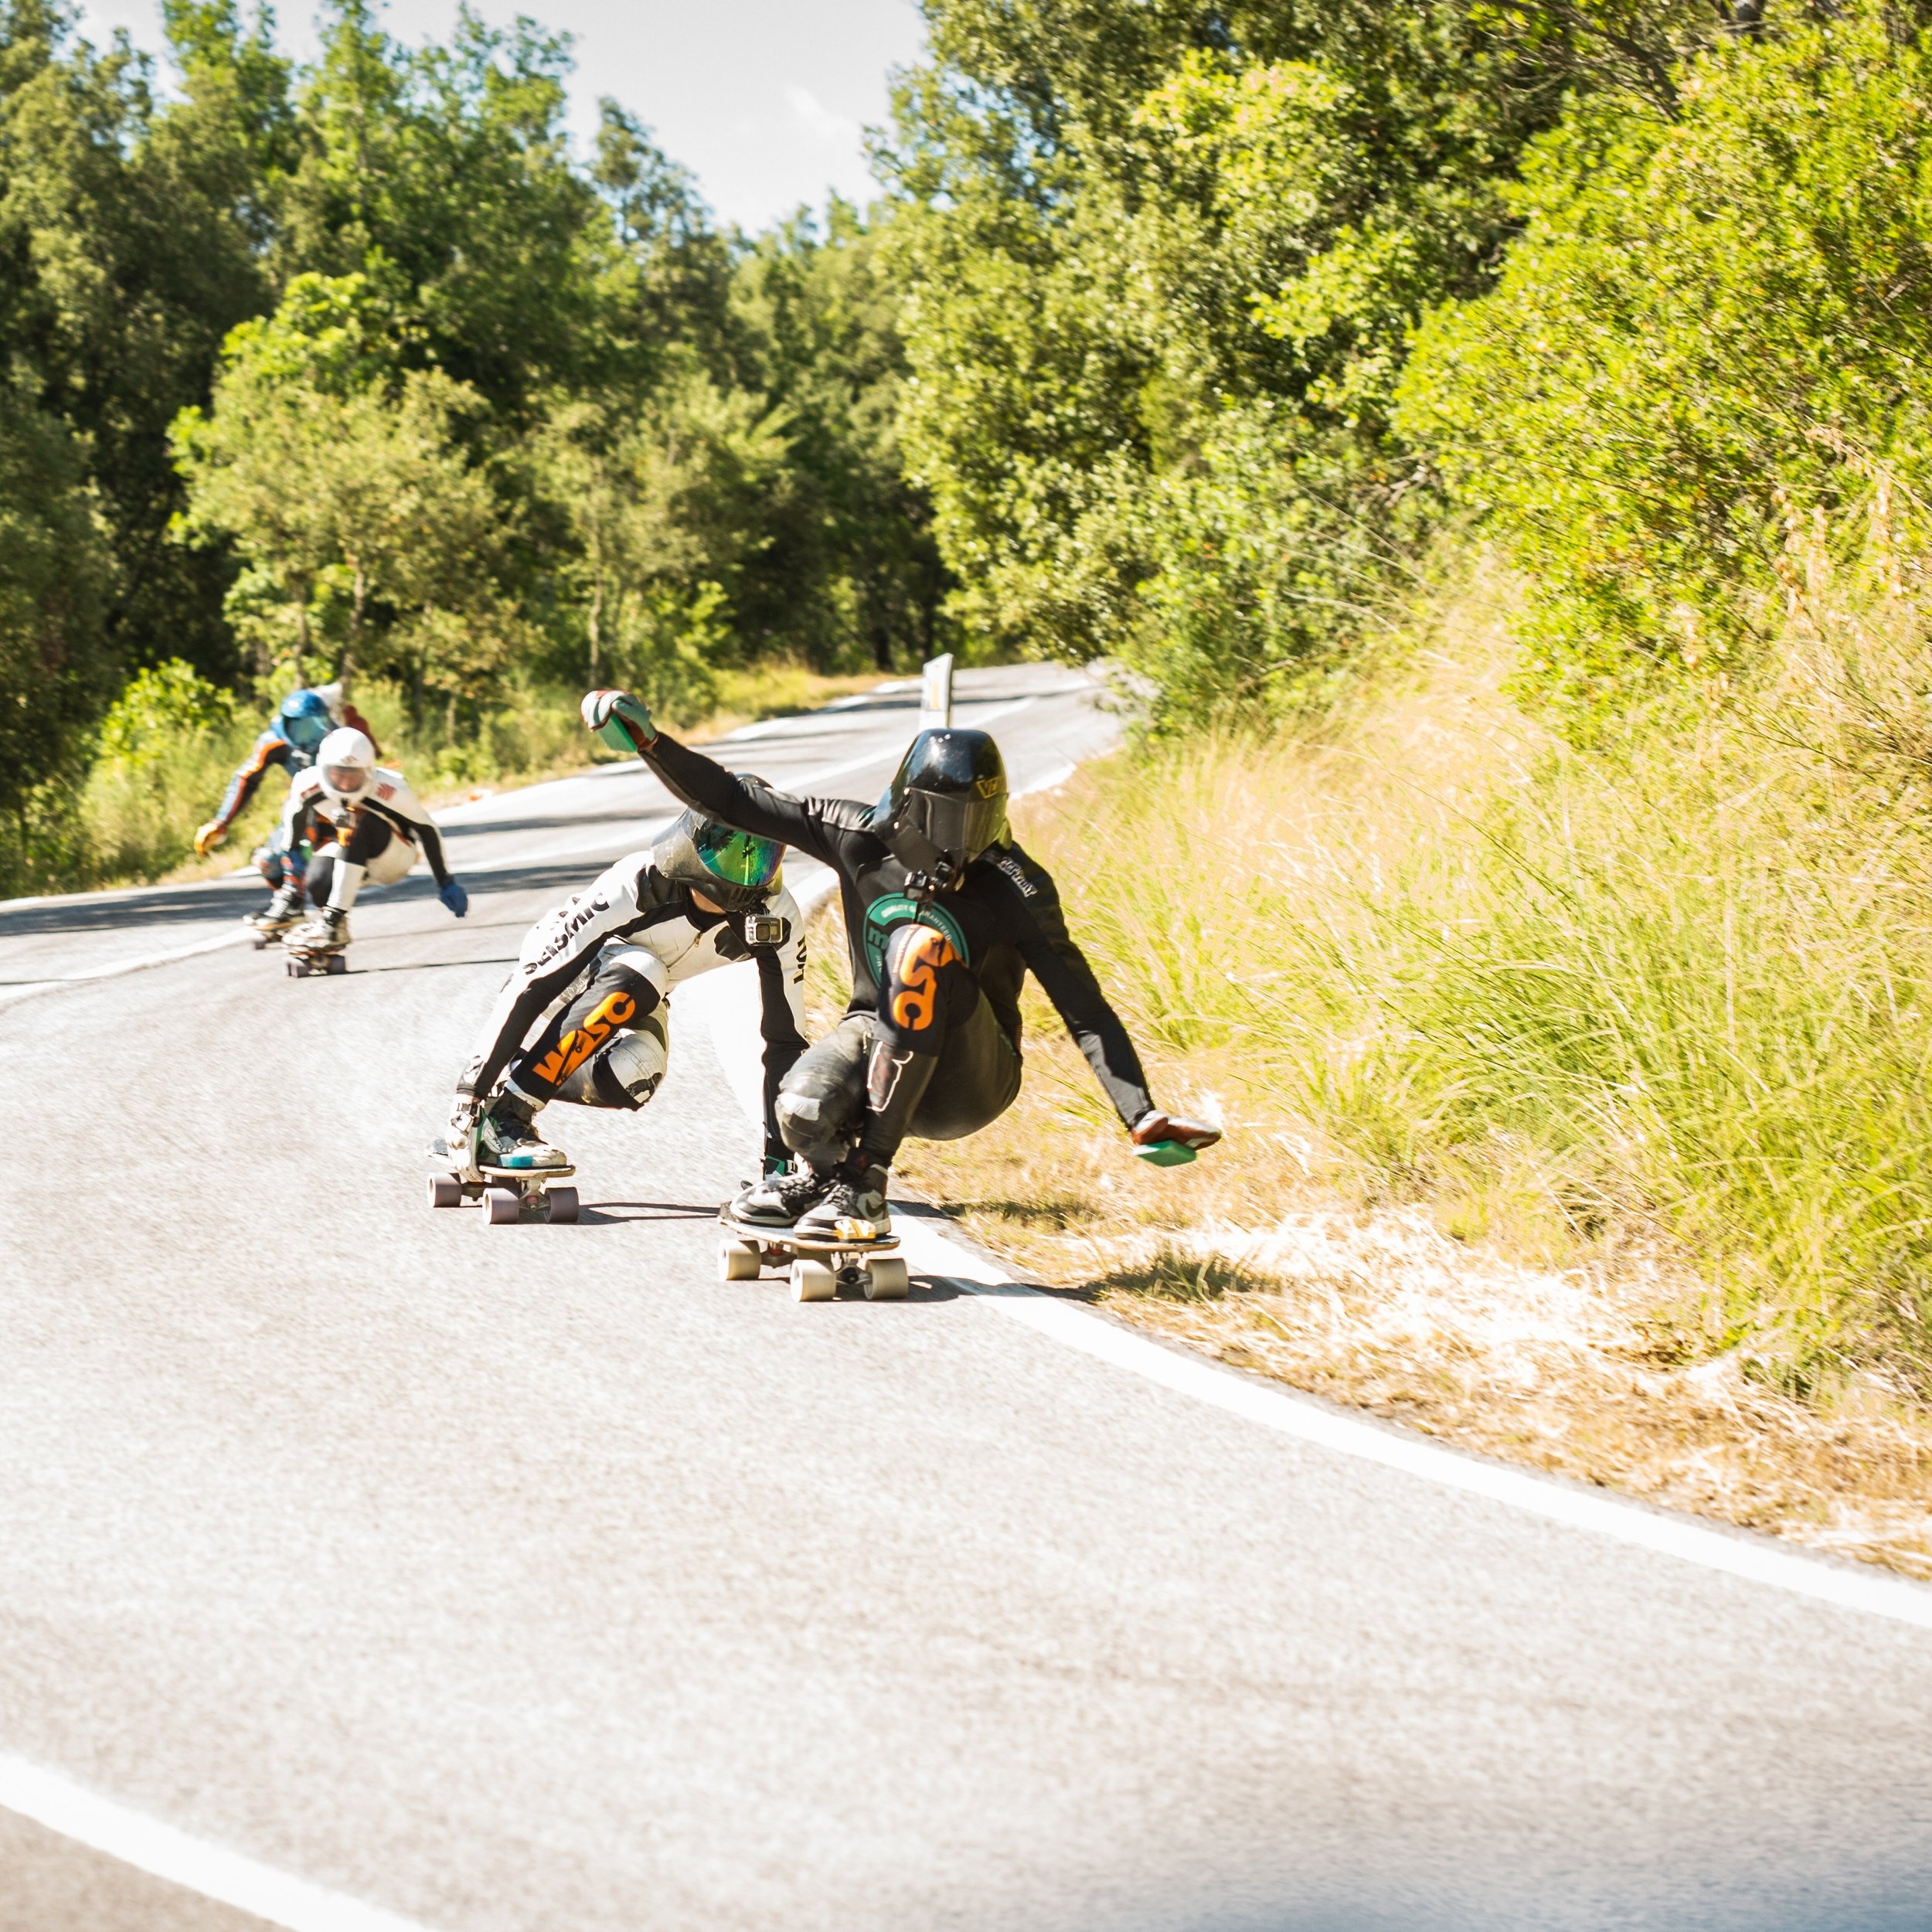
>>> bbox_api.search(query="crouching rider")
[277,727,469,960]
[580,687,1219,1240]
[440,810,808,1179]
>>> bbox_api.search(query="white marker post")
[920,652,954,732]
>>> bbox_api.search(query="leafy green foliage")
[882,0,1602,726]
[0,0,948,885]
[0,381,109,879]
[172,272,515,700]
[1400,14,1932,728]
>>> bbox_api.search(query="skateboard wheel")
[791,1257,835,1302]
[719,1238,761,1281]
[862,1255,910,1301]
[427,1175,461,1209]
[484,1185,520,1225]
[545,1185,579,1224]
[325,953,347,975]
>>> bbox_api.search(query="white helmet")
[316,726,376,805]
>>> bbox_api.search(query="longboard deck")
[718,1207,899,1259]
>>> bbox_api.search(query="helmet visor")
[905,787,1005,868]
[693,821,781,891]
[284,712,328,752]
[324,762,367,796]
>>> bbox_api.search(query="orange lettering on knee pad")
[532,989,638,1087]
[888,927,958,1033]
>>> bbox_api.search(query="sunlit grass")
[868,556,1932,1573]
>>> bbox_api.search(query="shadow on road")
[582,1202,720,1223]
[441,806,661,842]
[0,855,626,943]
[0,878,257,937]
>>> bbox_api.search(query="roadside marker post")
[920,653,954,731]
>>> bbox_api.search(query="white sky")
[72,0,928,233]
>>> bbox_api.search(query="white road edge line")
[0,1754,437,1932]
[692,800,1932,1638]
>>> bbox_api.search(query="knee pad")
[600,944,669,1002]
[883,922,965,1038]
[775,1087,829,1143]
[556,1010,668,1111]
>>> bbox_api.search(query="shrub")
[1398,13,1932,733]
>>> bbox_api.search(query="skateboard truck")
[716,1206,909,1302]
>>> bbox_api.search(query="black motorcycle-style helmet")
[873,728,1009,882]
[655,808,783,911]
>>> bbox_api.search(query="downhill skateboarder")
[441,810,808,1182]
[275,729,468,966]
[579,688,1219,1240]
[194,683,381,936]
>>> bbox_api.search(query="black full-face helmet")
[656,808,783,911]
[873,728,1009,884]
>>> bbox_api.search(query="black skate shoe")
[734,1162,832,1228]
[796,1162,891,1241]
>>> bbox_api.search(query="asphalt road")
[2,663,1930,1932]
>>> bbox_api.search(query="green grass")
[989,559,1932,1403]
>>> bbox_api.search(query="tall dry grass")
[925,559,1932,1404]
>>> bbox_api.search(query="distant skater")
[194,681,383,936]
[276,728,468,964]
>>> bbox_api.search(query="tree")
[0,381,110,885]
[879,0,1863,724]
[1399,15,1932,728]
[172,273,512,707]
[0,0,280,682]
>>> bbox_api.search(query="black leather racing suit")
[632,730,1155,1168]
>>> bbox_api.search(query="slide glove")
[581,688,656,755]
[1130,1110,1223,1168]
[439,879,469,918]
[193,819,228,858]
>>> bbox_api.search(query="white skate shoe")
[284,907,349,955]
[478,1096,569,1172]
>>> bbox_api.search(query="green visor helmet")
[872,728,1009,883]
[658,809,783,910]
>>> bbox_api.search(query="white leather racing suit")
[457,843,808,1155]
[276,764,454,912]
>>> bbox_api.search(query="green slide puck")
[1134,1140,1197,1167]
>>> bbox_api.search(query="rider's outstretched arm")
[583,689,855,867]
[197,733,291,853]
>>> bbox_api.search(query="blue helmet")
[276,689,332,753]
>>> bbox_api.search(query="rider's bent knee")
[555,1008,668,1110]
